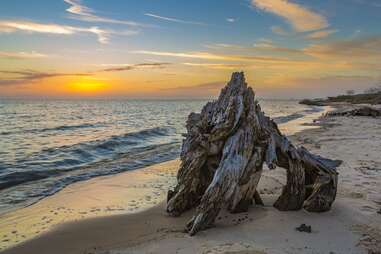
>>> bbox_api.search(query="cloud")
[0,20,76,34]
[0,70,90,86]
[305,29,337,39]
[176,36,381,76]
[0,62,171,86]
[0,51,48,59]
[304,35,381,58]
[131,50,289,63]
[253,38,274,48]
[271,26,288,36]
[183,63,250,70]
[0,20,138,44]
[99,62,171,72]
[226,18,236,23]
[64,0,145,27]
[252,0,328,32]
[264,75,381,98]
[204,42,305,56]
[204,43,243,50]
[160,81,225,98]
[144,13,206,25]
[205,35,381,64]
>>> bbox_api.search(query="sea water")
[0,99,323,214]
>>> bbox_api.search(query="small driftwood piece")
[167,72,342,236]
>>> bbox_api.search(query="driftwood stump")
[167,72,342,236]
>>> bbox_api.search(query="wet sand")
[0,160,179,251]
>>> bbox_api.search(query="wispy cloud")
[266,75,381,98]
[64,0,145,27]
[305,29,337,39]
[144,13,206,25]
[0,62,171,86]
[131,50,288,62]
[253,38,274,48]
[0,63,172,86]
[204,42,305,56]
[304,36,381,58]
[99,62,171,72]
[204,43,243,50]
[203,36,381,74]
[0,70,90,86]
[0,51,49,59]
[154,35,381,81]
[226,18,236,23]
[271,26,288,36]
[206,35,381,62]
[0,20,76,34]
[160,81,225,98]
[167,75,377,99]
[252,0,328,32]
[0,20,138,44]
[183,63,250,70]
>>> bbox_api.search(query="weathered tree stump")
[167,72,342,236]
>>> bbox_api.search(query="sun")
[66,79,108,95]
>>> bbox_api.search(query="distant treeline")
[300,90,381,106]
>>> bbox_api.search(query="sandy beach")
[0,160,179,251]
[2,0,381,253]
[1,107,381,254]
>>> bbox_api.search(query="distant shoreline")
[299,92,381,106]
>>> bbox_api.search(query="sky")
[0,0,381,99]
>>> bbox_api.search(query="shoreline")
[1,105,381,253]
[0,160,180,251]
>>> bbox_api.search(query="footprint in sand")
[202,242,267,254]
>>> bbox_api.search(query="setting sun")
[66,79,108,95]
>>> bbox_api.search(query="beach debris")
[326,106,381,117]
[296,223,312,233]
[352,224,381,254]
[166,72,342,236]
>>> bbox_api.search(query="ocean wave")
[41,126,175,154]
[0,123,99,136]
[273,106,323,124]
[303,106,324,114]
[39,123,97,132]
[273,113,304,124]
[0,142,181,213]
[0,127,177,191]
[0,171,52,190]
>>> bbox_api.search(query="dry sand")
[1,108,381,254]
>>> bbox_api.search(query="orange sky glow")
[1,0,380,99]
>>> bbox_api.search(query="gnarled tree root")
[166,72,342,235]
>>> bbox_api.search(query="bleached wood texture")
[167,72,342,235]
